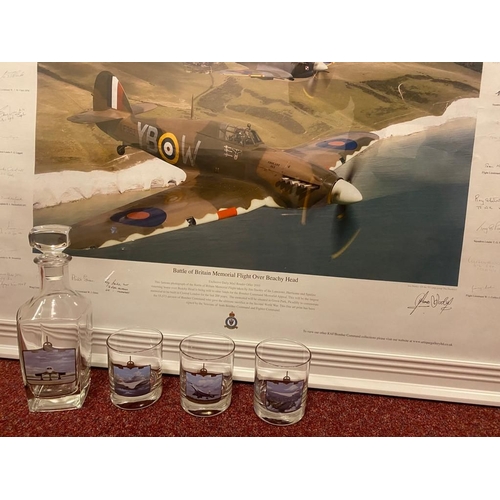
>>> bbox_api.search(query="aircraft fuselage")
[99,116,339,210]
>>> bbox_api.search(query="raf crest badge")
[224,311,238,329]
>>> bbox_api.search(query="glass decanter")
[16,225,93,412]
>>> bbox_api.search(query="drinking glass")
[106,328,163,410]
[254,338,311,425]
[179,333,235,417]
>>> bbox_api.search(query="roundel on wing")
[110,207,167,227]
[158,132,180,164]
[317,138,359,151]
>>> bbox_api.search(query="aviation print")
[22,337,77,386]
[264,379,305,414]
[185,370,223,404]
[64,70,376,251]
[34,63,482,285]
[112,358,152,397]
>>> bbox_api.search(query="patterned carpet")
[2,357,500,437]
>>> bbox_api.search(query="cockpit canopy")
[219,123,263,146]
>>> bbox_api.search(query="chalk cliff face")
[35,62,482,174]
[34,156,186,209]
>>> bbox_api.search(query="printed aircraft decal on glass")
[66,71,378,250]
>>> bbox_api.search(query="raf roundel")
[110,207,167,227]
[158,132,180,164]
[317,138,359,152]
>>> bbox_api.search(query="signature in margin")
[408,291,454,315]
[0,106,25,122]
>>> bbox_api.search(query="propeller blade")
[331,205,361,258]
[336,203,347,220]
[303,63,331,97]
[344,161,359,184]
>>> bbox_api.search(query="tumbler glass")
[106,328,163,410]
[254,338,311,425]
[179,333,235,417]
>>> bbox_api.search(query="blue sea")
[69,117,475,287]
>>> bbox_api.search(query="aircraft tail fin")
[68,71,134,124]
[93,71,133,113]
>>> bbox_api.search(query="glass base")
[26,382,90,412]
[181,394,231,417]
[253,400,306,426]
[110,385,162,410]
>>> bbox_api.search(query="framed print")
[2,62,500,405]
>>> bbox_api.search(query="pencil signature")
[0,70,24,79]
[0,105,25,122]
[408,291,454,315]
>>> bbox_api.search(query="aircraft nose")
[314,62,329,72]
[330,179,363,204]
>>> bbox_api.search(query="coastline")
[33,97,478,212]
[373,97,478,139]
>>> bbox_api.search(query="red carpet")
[2,357,500,436]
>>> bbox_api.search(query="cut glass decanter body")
[16,225,93,412]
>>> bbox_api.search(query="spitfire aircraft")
[66,70,378,250]
[218,62,330,81]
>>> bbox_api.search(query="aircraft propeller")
[303,62,333,98]
[330,156,362,258]
[331,207,361,258]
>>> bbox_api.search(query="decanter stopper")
[28,225,71,256]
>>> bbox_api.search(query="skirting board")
[3,320,500,407]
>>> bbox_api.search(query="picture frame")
[2,61,500,405]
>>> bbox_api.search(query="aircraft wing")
[69,174,274,250]
[131,102,157,115]
[67,108,131,124]
[286,131,379,171]
[219,65,294,81]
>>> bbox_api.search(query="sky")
[23,348,75,374]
